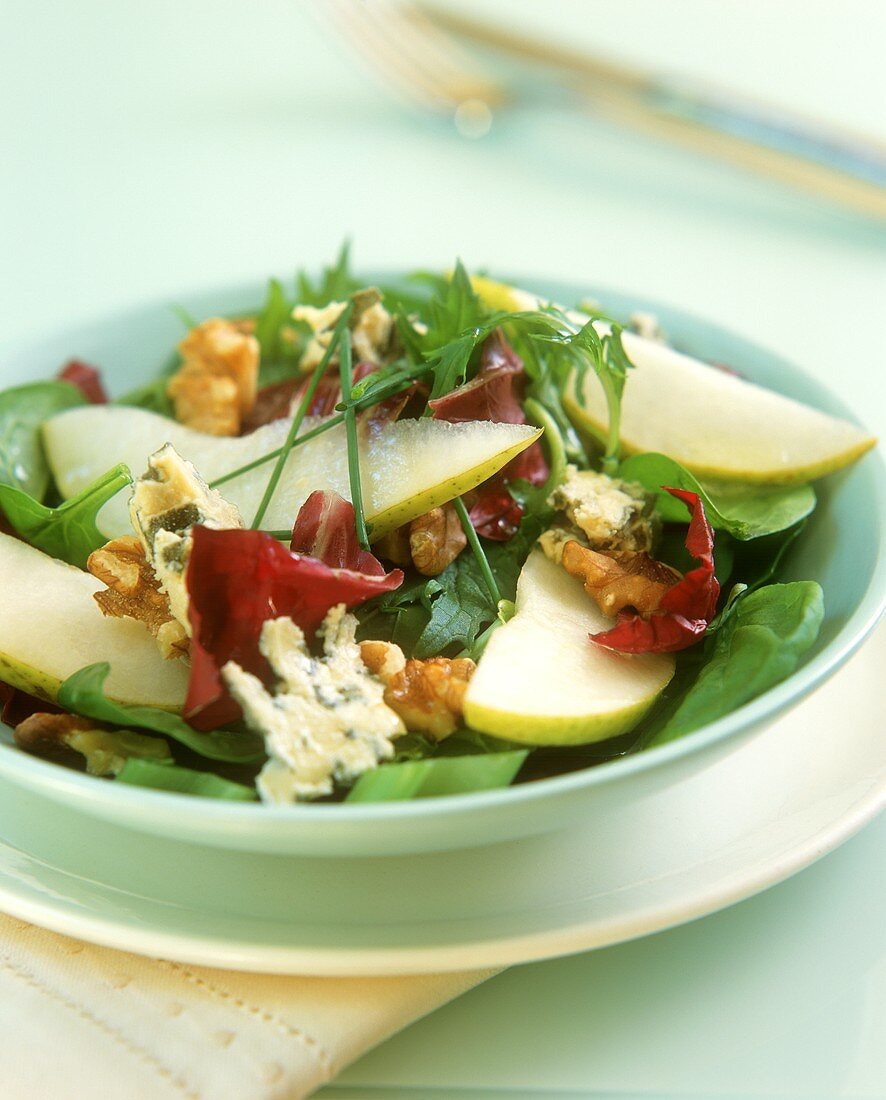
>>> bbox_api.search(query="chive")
[339,327,372,551]
[209,363,435,490]
[453,497,501,607]
[250,302,354,529]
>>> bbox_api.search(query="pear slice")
[463,551,675,745]
[43,407,541,541]
[472,275,876,485]
[0,533,188,710]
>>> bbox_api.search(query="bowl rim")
[1,271,884,828]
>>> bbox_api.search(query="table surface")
[2,2,884,1096]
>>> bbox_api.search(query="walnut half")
[361,641,475,740]
[87,536,189,659]
[408,503,467,576]
[167,318,259,435]
[560,540,680,617]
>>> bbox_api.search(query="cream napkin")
[0,913,494,1099]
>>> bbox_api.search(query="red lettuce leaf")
[590,487,720,654]
[185,510,403,729]
[57,360,108,404]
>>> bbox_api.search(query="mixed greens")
[0,246,872,804]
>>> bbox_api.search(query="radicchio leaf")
[0,682,62,727]
[429,331,548,539]
[590,487,720,654]
[290,490,386,574]
[185,500,403,728]
[57,360,108,404]
[468,486,523,542]
[242,362,379,432]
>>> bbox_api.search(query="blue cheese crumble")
[129,443,242,633]
[222,607,405,803]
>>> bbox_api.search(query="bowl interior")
[1,274,883,842]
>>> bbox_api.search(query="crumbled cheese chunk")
[223,609,405,803]
[628,311,666,343]
[542,465,656,560]
[129,444,242,633]
[293,289,394,371]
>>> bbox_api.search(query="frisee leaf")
[0,463,132,568]
[57,664,265,763]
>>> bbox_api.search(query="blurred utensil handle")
[420,3,886,219]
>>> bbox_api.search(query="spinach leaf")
[57,664,265,763]
[345,750,527,802]
[619,452,815,539]
[648,581,824,746]
[116,757,258,800]
[0,381,87,499]
[0,464,131,568]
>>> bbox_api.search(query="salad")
[0,249,876,804]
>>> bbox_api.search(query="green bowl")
[1,276,883,856]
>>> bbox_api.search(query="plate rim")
[0,734,880,976]
[0,624,882,975]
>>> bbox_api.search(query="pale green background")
[1,1,884,1096]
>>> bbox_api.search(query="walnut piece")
[360,641,475,740]
[88,536,189,659]
[409,503,466,576]
[560,540,680,617]
[14,712,170,776]
[167,318,259,435]
[372,525,413,567]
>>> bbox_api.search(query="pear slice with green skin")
[463,551,675,745]
[471,275,876,485]
[43,407,541,542]
[0,533,188,711]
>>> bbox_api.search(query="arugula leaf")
[116,757,258,800]
[424,260,486,348]
[0,464,131,568]
[648,581,824,746]
[296,241,360,307]
[254,278,293,362]
[619,453,815,540]
[413,553,495,658]
[0,381,87,499]
[357,514,548,659]
[57,664,265,763]
[345,750,527,802]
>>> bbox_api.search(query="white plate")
[0,623,882,976]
